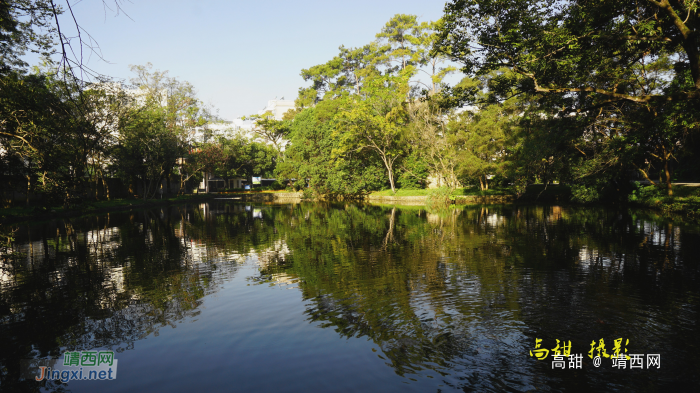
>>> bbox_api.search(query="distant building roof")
[257,98,295,120]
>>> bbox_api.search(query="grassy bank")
[369,187,515,198]
[629,184,700,216]
[4,184,697,224]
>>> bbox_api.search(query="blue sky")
[49,0,455,120]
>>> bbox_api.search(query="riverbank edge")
[236,192,515,205]
[0,194,221,225]
[3,190,697,225]
[366,195,516,205]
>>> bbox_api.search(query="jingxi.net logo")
[22,351,118,383]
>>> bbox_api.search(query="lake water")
[1,202,699,392]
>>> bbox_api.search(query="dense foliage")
[0,2,275,205]
[435,0,700,198]
[2,3,699,208]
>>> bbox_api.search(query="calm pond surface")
[1,202,699,392]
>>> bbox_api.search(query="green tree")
[0,69,100,206]
[436,0,700,102]
[300,42,388,100]
[376,14,422,72]
[114,105,182,200]
[1,0,58,70]
[175,142,213,195]
[288,14,462,196]
[129,63,211,131]
[293,86,318,112]
[277,104,386,197]
[406,97,459,190]
[336,71,412,193]
[413,19,457,94]
[218,135,277,180]
[244,111,291,158]
[0,2,145,207]
[128,63,213,194]
[81,81,135,200]
[395,152,430,190]
[436,0,700,197]
[451,103,514,191]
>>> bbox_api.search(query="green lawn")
[629,184,700,215]
[369,189,434,197]
[369,187,515,197]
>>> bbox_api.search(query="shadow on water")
[0,204,260,392]
[1,202,699,391]
[254,204,700,391]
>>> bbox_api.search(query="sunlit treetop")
[435,0,700,104]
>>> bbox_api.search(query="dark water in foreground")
[1,202,699,392]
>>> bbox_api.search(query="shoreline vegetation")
[367,184,700,217]
[0,194,218,225]
[3,182,699,225]
[2,6,699,228]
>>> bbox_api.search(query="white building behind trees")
[194,98,294,191]
[257,98,294,120]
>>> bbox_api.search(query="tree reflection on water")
[1,202,699,391]
[256,204,700,391]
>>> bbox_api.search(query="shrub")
[301,188,315,200]
[426,186,454,206]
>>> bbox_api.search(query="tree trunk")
[164,168,172,195]
[379,155,396,194]
[166,173,171,195]
[25,176,30,206]
[388,171,396,194]
[633,164,658,186]
[101,174,110,200]
[663,146,673,196]
[129,176,136,198]
[94,170,99,201]
[664,159,673,196]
